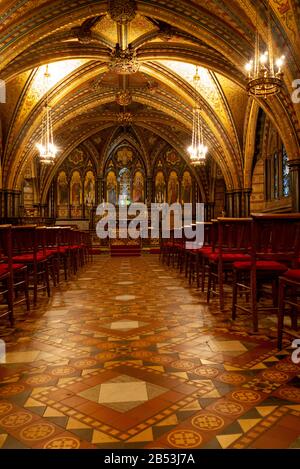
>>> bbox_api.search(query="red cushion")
[13,252,47,263]
[58,246,69,253]
[0,263,25,276]
[165,242,174,247]
[208,252,251,262]
[234,260,288,271]
[0,264,9,277]
[282,269,300,281]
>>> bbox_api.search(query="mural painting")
[155,171,166,204]
[84,171,95,206]
[106,171,117,205]
[70,170,82,217]
[132,171,144,203]
[168,171,179,204]
[182,171,192,204]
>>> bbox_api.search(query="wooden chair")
[187,222,213,289]
[0,225,14,325]
[56,226,72,280]
[12,225,50,305]
[232,214,300,332]
[207,218,252,311]
[0,225,30,324]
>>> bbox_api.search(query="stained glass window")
[282,145,290,197]
[274,152,279,199]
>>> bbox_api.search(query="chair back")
[45,227,60,249]
[0,224,12,271]
[252,213,300,264]
[11,225,38,256]
[217,218,252,254]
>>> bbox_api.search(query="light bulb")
[260,52,268,65]
[276,55,285,71]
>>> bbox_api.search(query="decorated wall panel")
[55,146,97,219]
[104,143,146,206]
[153,147,195,206]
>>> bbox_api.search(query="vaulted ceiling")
[0,0,299,195]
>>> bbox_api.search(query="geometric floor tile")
[216,433,242,449]
[107,320,148,331]
[78,374,168,412]
[1,255,300,449]
[237,418,261,432]
[92,431,119,444]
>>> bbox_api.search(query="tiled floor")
[0,254,299,449]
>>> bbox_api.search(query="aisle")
[0,255,299,449]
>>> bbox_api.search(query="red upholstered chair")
[56,226,72,280]
[232,214,300,332]
[0,225,30,324]
[12,225,50,305]
[207,218,252,311]
[187,222,213,289]
[160,229,176,266]
[278,269,300,349]
[0,225,14,325]
[69,228,82,274]
[44,227,61,285]
[79,231,92,265]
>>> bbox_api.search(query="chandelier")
[36,66,58,164]
[187,67,208,166]
[245,1,285,98]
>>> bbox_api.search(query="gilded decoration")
[0,0,300,198]
[116,90,132,106]
[108,0,136,24]
[110,46,140,74]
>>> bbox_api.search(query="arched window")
[265,145,290,200]
[282,145,290,197]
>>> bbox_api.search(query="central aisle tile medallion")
[115,295,136,301]
[109,319,148,331]
[78,374,167,412]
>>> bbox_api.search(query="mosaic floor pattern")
[0,255,299,449]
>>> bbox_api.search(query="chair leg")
[44,262,51,298]
[277,278,285,350]
[219,261,224,311]
[250,268,258,332]
[55,256,60,284]
[63,256,68,281]
[33,266,38,306]
[8,276,14,327]
[201,261,206,292]
[207,265,212,303]
[24,268,30,311]
[232,269,238,320]
[49,259,56,287]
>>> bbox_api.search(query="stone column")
[225,190,234,217]
[242,189,252,217]
[288,159,300,212]
[147,176,153,205]
[97,176,104,204]
[204,202,215,221]
[233,190,242,218]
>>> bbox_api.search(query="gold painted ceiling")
[0,0,299,196]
